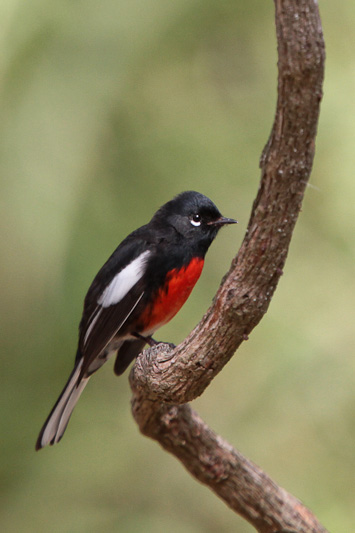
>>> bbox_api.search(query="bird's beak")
[208,216,238,227]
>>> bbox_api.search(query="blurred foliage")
[1,1,354,532]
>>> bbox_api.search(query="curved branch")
[130,1,326,531]
[131,399,327,533]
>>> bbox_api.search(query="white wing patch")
[98,250,150,308]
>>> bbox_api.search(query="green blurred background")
[1,1,354,532]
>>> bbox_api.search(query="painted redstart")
[36,191,236,450]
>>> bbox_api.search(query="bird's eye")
[190,214,201,227]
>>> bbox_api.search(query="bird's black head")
[150,191,237,254]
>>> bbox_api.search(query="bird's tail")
[35,358,89,450]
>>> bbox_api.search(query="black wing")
[77,229,154,376]
[80,287,145,374]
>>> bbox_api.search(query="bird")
[35,191,237,450]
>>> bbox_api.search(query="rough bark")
[130,1,326,531]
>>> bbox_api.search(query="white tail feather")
[36,359,89,449]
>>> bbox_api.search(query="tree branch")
[130,1,326,531]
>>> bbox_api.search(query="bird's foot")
[133,332,159,347]
[133,333,175,350]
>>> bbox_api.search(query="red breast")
[140,257,204,334]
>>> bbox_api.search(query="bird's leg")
[133,332,159,347]
[133,332,176,350]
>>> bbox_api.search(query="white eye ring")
[190,214,201,227]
